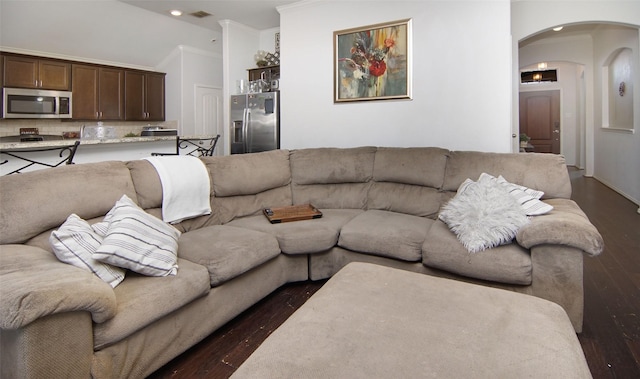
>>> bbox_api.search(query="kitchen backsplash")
[0,119,178,138]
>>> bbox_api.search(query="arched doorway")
[511,1,640,180]
[513,16,640,209]
[512,14,640,214]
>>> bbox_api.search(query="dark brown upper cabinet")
[125,71,165,121]
[3,54,71,91]
[72,64,124,120]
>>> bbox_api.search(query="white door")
[194,85,223,156]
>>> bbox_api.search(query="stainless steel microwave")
[2,88,72,118]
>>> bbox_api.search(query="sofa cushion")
[291,183,371,210]
[212,186,293,225]
[290,146,376,185]
[290,147,376,209]
[204,150,291,197]
[203,151,293,224]
[0,161,136,244]
[373,147,449,188]
[178,225,281,286]
[127,160,218,232]
[423,221,532,285]
[126,159,163,210]
[228,209,364,255]
[338,210,434,262]
[442,151,571,199]
[49,214,126,288]
[93,258,210,350]
[94,195,181,277]
[368,182,444,218]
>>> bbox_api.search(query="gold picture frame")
[334,19,412,103]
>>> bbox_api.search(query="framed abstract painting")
[334,19,412,103]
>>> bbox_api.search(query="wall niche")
[602,47,634,131]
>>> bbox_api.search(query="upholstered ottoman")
[231,262,591,378]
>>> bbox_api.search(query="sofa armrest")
[0,244,117,330]
[516,199,603,257]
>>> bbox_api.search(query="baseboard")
[592,175,640,212]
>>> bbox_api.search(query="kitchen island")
[0,136,176,175]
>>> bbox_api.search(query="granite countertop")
[0,136,177,151]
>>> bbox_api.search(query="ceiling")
[118,0,297,32]
[519,22,637,48]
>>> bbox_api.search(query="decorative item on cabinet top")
[254,50,280,67]
[247,65,280,92]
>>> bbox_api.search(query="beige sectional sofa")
[0,146,603,378]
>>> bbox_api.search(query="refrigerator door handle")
[243,107,250,153]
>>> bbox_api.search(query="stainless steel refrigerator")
[230,92,280,154]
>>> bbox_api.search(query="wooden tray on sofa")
[263,204,323,224]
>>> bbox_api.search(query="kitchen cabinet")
[248,65,279,82]
[72,64,124,120]
[2,54,71,90]
[124,71,165,121]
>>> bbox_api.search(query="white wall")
[278,0,512,152]
[219,20,262,155]
[260,28,281,54]
[593,27,640,206]
[158,46,223,134]
[512,0,640,207]
[158,49,183,123]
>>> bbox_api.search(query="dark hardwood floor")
[149,168,639,379]
[569,169,640,378]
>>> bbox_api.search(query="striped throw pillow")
[496,175,553,216]
[94,195,181,276]
[477,173,553,216]
[50,214,126,288]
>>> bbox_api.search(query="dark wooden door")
[519,90,560,154]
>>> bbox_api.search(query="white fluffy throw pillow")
[440,175,530,253]
[94,195,181,276]
[50,214,126,288]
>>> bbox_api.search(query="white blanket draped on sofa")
[144,156,211,224]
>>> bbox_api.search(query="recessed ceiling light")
[553,26,563,31]
[170,10,183,16]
